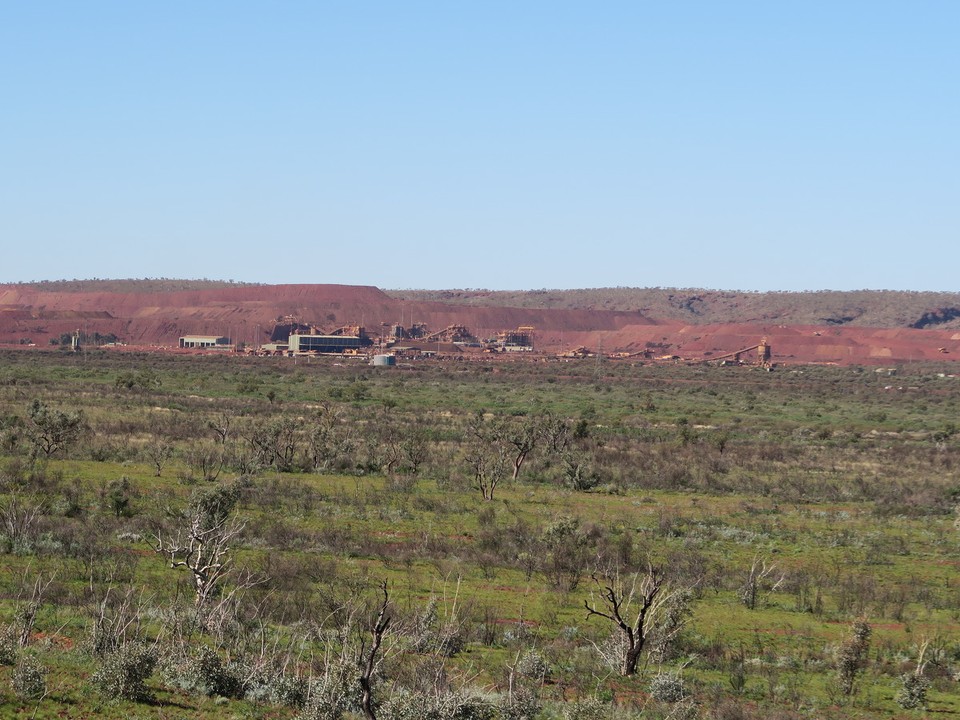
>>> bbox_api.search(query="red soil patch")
[31,631,74,650]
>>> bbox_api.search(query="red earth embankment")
[0,283,958,365]
[0,283,655,347]
[555,323,960,365]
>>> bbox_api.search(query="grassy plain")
[0,348,958,718]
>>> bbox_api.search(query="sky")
[1,2,958,292]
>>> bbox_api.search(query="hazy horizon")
[3,277,960,297]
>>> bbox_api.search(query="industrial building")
[179,335,231,349]
[497,326,535,351]
[288,333,366,354]
[372,354,397,367]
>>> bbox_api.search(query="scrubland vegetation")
[0,349,958,718]
[390,288,960,328]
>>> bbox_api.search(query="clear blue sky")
[1,2,957,291]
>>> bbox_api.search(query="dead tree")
[0,495,45,552]
[468,444,506,501]
[739,555,785,610]
[87,585,146,656]
[153,486,244,613]
[359,581,391,720]
[584,566,666,676]
[13,571,56,648]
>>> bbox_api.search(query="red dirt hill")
[1,283,958,365]
[0,283,655,348]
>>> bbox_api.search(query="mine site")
[3,2,959,718]
[2,281,960,367]
[1,279,959,719]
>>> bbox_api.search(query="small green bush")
[499,687,540,720]
[378,687,496,720]
[244,665,307,707]
[12,654,47,700]
[516,649,550,682]
[561,696,607,720]
[91,642,157,702]
[649,672,685,703]
[895,672,930,710]
[160,644,243,698]
[296,659,362,720]
[0,624,19,666]
[192,645,243,697]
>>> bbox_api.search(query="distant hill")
[6,278,262,294]
[2,280,959,364]
[0,282,654,349]
[387,288,960,330]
